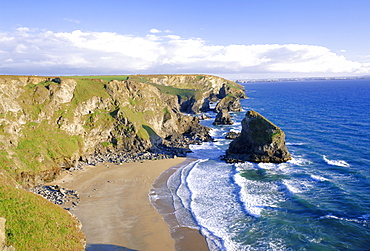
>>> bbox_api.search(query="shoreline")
[150,158,209,251]
[48,158,208,250]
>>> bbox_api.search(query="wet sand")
[50,158,209,251]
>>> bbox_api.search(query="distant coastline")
[235,75,370,84]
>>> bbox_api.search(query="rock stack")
[223,110,291,163]
[213,109,233,125]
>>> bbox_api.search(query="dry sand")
[50,158,209,251]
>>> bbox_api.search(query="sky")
[1,0,370,79]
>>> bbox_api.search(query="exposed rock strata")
[223,110,291,163]
[0,75,245,187]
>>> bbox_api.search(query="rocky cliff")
[0,74,245,187]
[224,110,291,163]
[0,74,245,250]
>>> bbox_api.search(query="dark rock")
[215,95,242,112]
[224,110,291,163]
[197,113,210,120]
[31,185,81,210]
[217,83,247,99]
[213,109,233,125]
[225,131,241,139]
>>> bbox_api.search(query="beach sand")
[50,158,209,251]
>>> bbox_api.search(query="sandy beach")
[50,158,209,251]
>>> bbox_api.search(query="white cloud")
[0,27,369,77]
[150,28,172,34]
[150,28,161,34]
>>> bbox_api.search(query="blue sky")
[1,0,370,79]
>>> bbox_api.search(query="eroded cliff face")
[0,74,245,187]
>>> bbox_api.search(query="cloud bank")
[0,27,369,78]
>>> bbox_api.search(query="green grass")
[15,121,82,173]
[17,81,57,120]
[163,107,171,123]
[67,75,129,82]
[72,78,110,104]
[0,175,85,250]
[101,142,114,147]
[148,82,201,100]
[247,111,282,144]
[119,107,155,140]
[84,110,115,131]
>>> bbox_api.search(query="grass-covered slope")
[0,74,245,250]
[0,173,85,250]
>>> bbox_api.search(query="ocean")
[151,79,370,250]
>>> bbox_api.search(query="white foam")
[234,174,264,217]
[283,180,303,194]
[310,174,329,182]
[234,169,287,218]
[288,156,312,166]
[185,161,244,250]
[209,127,219,137]
[188,141,223,159]
[258,162,278,170]
[323,155,350,167]
[234,162,255,171]
[282,179,315,195]
[319,214,368,225]
[286,142,306,146]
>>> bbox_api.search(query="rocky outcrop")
[213,109,233,125]
[223,110,291,163]
[142,75,246,114]
[215,95,242,112]
[218,83,246,99]
[225,131,241,139]
[0,74,245,187]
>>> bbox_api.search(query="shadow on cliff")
[85,244,137,251]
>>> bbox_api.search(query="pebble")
[30,185,80,210]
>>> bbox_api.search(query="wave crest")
[323,155,350,167]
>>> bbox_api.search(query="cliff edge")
[0,74,245,187]
[0,74,245,250]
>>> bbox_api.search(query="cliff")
[224,110,291,163]
[0,74,245,250]
[0,74,245,187]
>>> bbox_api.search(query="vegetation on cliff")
[0,174,85,250]
[0,74,245,250]
[224,110,291,163]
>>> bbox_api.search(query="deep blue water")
[152,79,370,250]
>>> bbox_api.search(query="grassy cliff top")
[0,74,245,250]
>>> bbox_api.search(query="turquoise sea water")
[152,79,370,250]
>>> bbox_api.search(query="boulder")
[224,110,291,163]
[225,131,241,139]
[213,109,233,125]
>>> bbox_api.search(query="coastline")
[49,158,208,251]
[151,158,209,251]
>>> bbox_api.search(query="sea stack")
[213,109,233,125]
[224,110,291,163]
